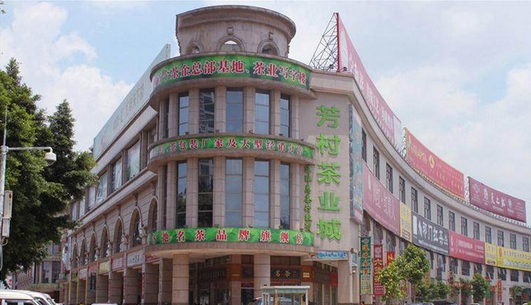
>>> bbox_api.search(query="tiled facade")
[59,5,531,305]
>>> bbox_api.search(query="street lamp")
[0,124,57,270]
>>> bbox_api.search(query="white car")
[14,290,56,305]
[0,289,40,305]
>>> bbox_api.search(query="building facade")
[60,5,531,305]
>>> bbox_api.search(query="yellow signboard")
[485,243,497,266]
[496,246,531,271]
[399,202,412,242]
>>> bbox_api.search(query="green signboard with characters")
[149,135,314,160]
[152,54,310,90]
[149,227,314,247]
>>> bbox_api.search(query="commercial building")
[60,5,531,305]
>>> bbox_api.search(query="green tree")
[0,59,94,276]
[471,272,489,303]
[395,244,430,302]
[460,278,472,300]
[379,259,405,302]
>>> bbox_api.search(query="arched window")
[80,241,87,266]
[100,228,109,258]
[89,234,97,262]
[261,44,278,55]
[72,246,78,269]
[220,40,241,52]
[114,221,123,254]
[131,211,142,248]
[149,201,158,233]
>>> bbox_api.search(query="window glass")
[199,89,215,133]
[280,163,290,229]
[96,172,108,204]
[176,162,187,228]
[225,159,242,227]
[198,159,213,227]
[254,161,270,228]
[126,141,141,180]
[280,95,290,137]
[227,89,243,133]
[111,158,122,192]
[255,91,270,134]
[178,93,189,136]
[221,40,241,52]
[88,186,96,210]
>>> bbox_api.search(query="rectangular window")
[176,162,187,228]
[373,147,380,179]
[449,211,455,232]
[280,163,291,229]
[225,159,243,227]
[178,92,189,136]
[524,271,531,283]
[437,205,444,226]
[461,261,470,276]
[399,177,405,203]
[163,98,169,138]
[510,270,519,282]
[255,90,270,134]
[485,226,492,244]
[461,217,468,236]
[71,201,78,221]
[510,233,517,249]
[198,159,213,227]
[498,268,507,281]
[111,158,122,192]
[126,141,141,180]
[386,163,393,193]
[254,160,270,228]
[199,89,215,133]
[424,197,431,220]
[88,186,96,210]
[450,258,458,274]
[361,130,367,162]
[487,265,495,280]
[498,230,504,247]
[411,187,418,213]
[226,88,243,133]
[280,95,291,137]
[473,222,480,240]
[523,236,530,252]
[96,172,108,204]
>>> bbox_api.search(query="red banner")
[404,128,464,199]
[468,177,526,222]
[449,231,485,264]
[373,244,385,296]
[386,251,395,266]
[363,164,400,235]
[337,14,402,150]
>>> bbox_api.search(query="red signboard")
[449,231,485,264]
[468,177,526,222]
[386,251,395,266]
[373,245,384,296]
[404,128,464,199]
[337,14,402,150]
[363,164,400,235]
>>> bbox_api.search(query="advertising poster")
[449,231,485,264]
[468,177,526,222]
[373,244,384,296]
[360,237,372,295]
[400,202,413,242]
[412,212,449,255]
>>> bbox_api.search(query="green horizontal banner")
[149,227,314,247]
[149,135,314,159]
[152,54,310,90]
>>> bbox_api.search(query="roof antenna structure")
[309,13,339,72]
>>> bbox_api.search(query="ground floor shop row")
[59,254,358,305]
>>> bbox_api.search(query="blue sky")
[1,0,531,225]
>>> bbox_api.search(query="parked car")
[0,289,40,305]
[15,290,56,305]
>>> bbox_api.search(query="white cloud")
[0,2,132,151]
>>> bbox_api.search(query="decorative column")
[337,260,357,305]
[172,254,190,305]
[144,263,159,305]
[253,254,270,298]
[159,258,173,305]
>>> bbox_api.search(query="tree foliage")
[395,244,430,286]
[0,59,95,277]
[459,278,472,299]
[378,259,405,301]
[471,272,489,302]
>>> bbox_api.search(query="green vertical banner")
[360,236,372,295]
